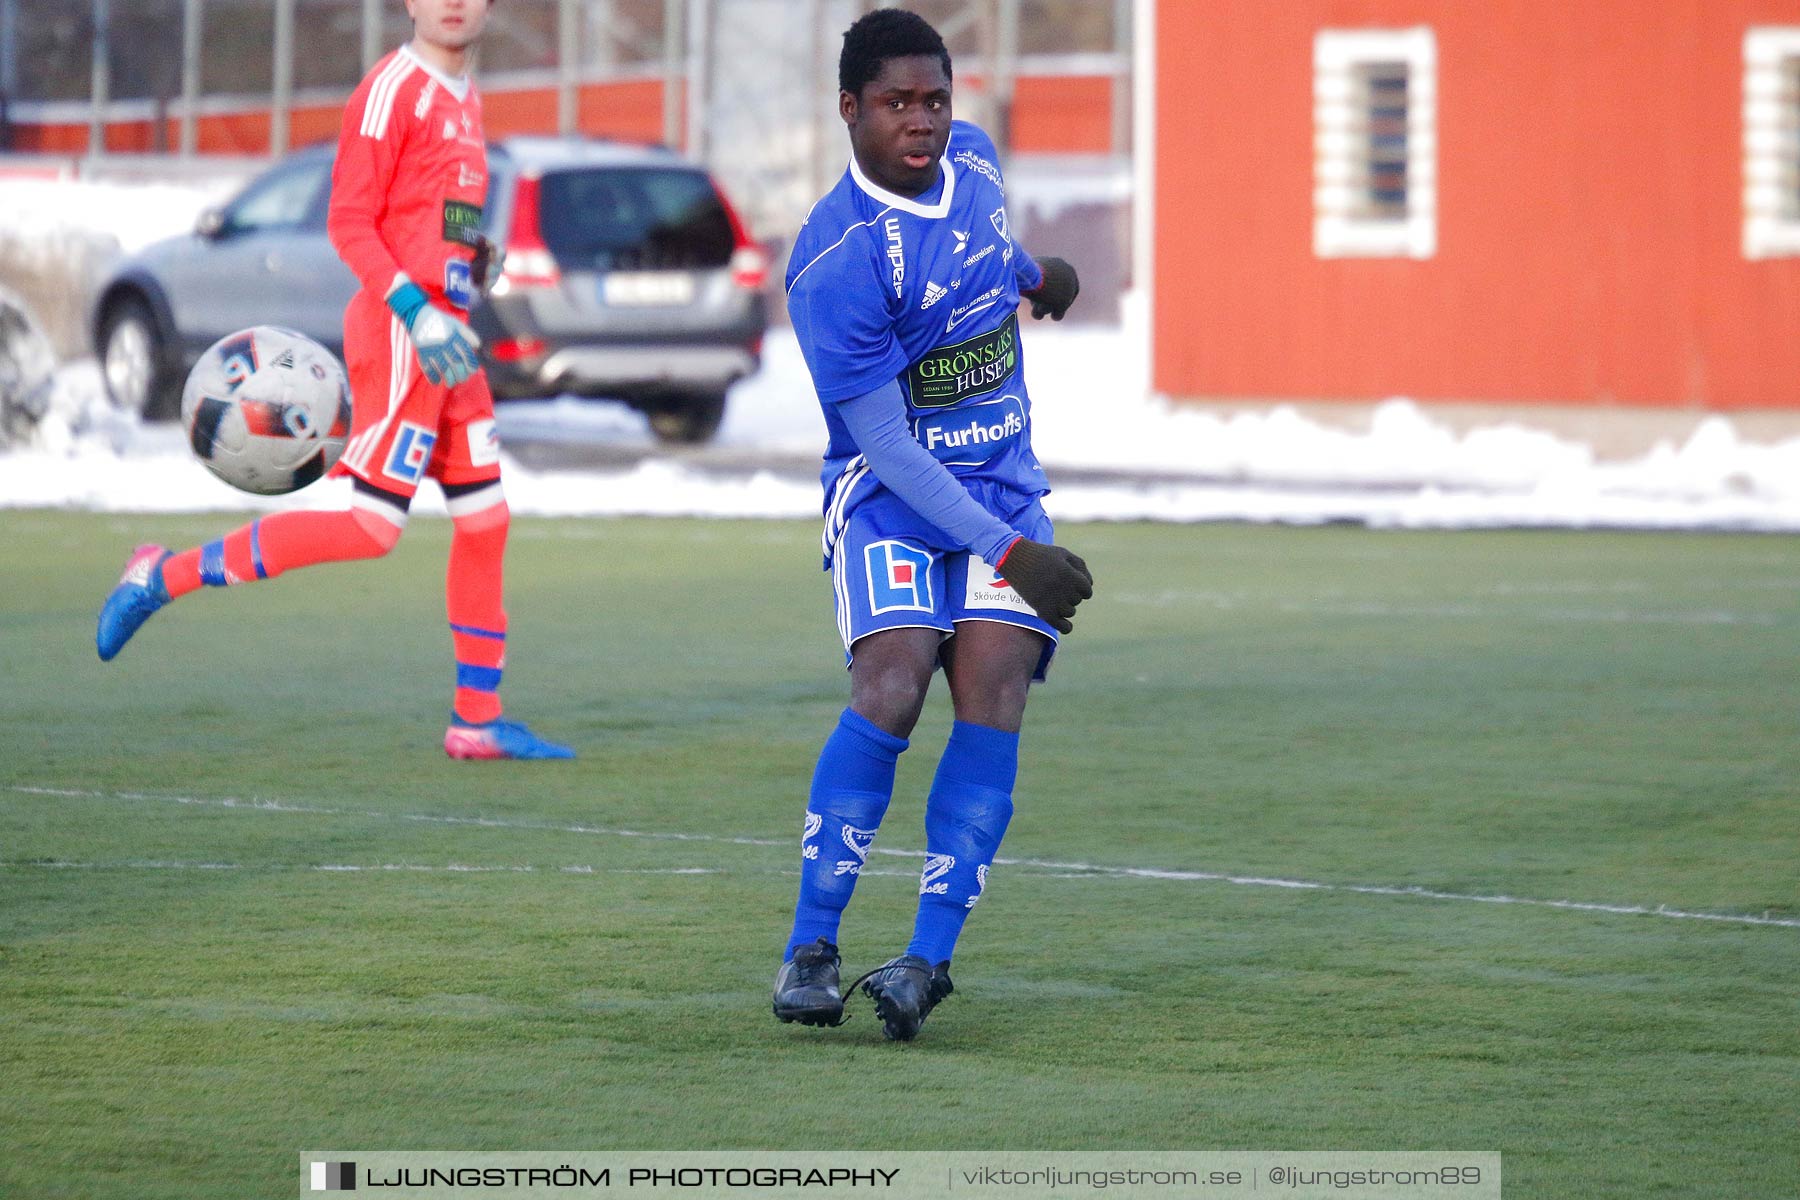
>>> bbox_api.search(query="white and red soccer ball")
[180,326,350,496]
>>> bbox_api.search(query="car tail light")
[492,175,560,295]
[490,336,547,362]
[714,182,769,291]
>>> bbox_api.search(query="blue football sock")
[907,720,1018,966]
[785,709,908,960]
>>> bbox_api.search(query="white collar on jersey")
[849,151,955,219]
[399,43,472,102]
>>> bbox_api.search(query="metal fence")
[1,0,1131,164]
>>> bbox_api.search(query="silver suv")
[91,137,769,443]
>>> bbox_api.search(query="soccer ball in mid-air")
[181,326,350,495]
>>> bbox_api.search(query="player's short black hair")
[838,8,952,98]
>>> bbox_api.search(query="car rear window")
[538,168,734,271]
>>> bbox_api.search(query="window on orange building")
[1743,28,1800,259]
[1313,28,1436,260]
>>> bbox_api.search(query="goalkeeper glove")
[1022,256,1079,321]
[995,537,1094,634]
[388,280,482,387]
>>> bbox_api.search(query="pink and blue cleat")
[97,544,172,661]
[444,717,576,761]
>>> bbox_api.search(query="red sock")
[447,502,509,724]
[162,509,398,599]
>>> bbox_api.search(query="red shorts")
[333,289,501,504]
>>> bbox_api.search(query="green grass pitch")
[2,510,1796,1198]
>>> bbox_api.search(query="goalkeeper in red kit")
[96,0,572,761]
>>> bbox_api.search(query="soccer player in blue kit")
[772,9,1093,1041]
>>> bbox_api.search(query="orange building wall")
[1154,0,1800,410]
[10,73,1110,157]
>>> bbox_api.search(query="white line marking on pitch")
[8,784,1797,930]
[0,860,720,875]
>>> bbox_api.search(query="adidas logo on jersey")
[920,281,949,309]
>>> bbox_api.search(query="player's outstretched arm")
[387,281,482,387]
[839,381,1019,562]
[838,382,1095,632]
[1021,255,1080,322]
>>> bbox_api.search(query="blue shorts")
[828,484,1059,681]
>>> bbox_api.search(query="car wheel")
[647,388,727,445]
[100,297,179,421]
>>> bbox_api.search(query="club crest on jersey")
[384,421,437,484]
[989,208,1011,245]
[864,540,933,614]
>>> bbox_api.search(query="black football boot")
[772,937,846,1027]
[855,955,956,1041]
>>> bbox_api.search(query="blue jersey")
[786,121,1049,561]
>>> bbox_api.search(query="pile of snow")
[9,339,1800,531]
[1,175,238,258]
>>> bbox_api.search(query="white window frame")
[1743,27,1800,259]
[1313,27,1437,260]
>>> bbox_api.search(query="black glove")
[470,233,506,293]
[1022,255,1079,321]
[995,537,1094,634]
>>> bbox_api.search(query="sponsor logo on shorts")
[913,395,1027,466]
[466,417,500,467]
[384,421,437,485]
[964,549,1037,616]
[864,540,934,614]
